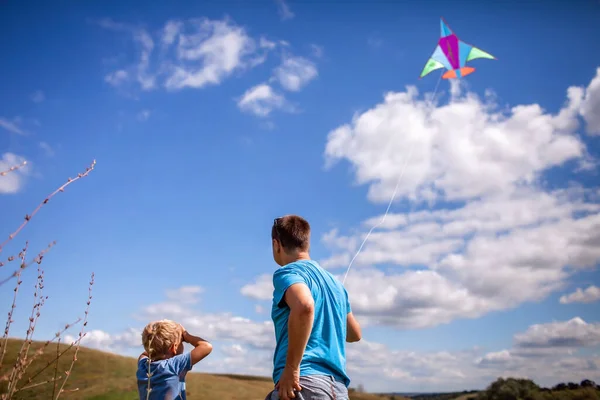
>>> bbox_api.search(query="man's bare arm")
[284,283,315,369]
[346,312,362,342]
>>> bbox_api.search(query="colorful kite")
[420,17,496,80]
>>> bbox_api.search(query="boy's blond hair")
[142,319,181,359]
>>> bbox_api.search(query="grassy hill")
[0,338,402,399]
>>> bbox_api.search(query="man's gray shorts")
[265,375,348,400]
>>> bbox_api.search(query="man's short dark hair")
[272,215,310,252]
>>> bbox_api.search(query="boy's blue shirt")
[136,352,192,400]
[271,259,352,387]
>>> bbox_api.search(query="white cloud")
[237,84,290,117]
[514,317,600,349]
[341,268,491,329]
[102,17,316,117]
[137,109,151,122]
[135,287,275,351]
[64,328,141,352]
[31,90,45,103]
[319,187,600,329]
[0,117,27,135]
[476,318,600,386]
[77,286,275,355]
[273,56,318,92]
[200,343,273,377]
[96,17,128,31]
[240,273,273,300]
[133,30,155,90]
[259,37,277,50]
[560,285,600,304]
[324,83,586,204]
[101,17,275,93]
[39,141,55,157]
[161,20,182,47]
[237,53,318,119]
[96,18,155,90]
[0,153,30,194]
[241,191,600,331]
[242,197,599,331]
[255,305,266,314]
[87,320,600,392]
[274,0,295,21]
[310,44,324,58]
[347,335,599,391]
[164,18,264,90]
[89,285,600,392]
[580,67,600,135]
[105,70,129,87]
[318,68,600,330]
[165,285,203,304]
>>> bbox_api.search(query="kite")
[343,18,498,285]
[420,17,496,80]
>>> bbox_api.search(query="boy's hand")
[184,331,213,365]
[276,365,301,400]
[180,325,190,343]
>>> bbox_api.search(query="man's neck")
[282,251,311,265]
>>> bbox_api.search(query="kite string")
[342,72,444,285]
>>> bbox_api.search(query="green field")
[0,339,402,400]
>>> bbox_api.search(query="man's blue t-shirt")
[136,352,192,400]
[271,259,351,387]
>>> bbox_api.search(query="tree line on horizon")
[381,377,600,400]
[475,377,599,400]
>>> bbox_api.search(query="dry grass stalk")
[11,318,82,390]
[0,160,97,400]
[146,332,156,400]
[0,241,56,287]
[54,272,94,399]
[0,159,96,254]
[0,161,27,177]
[0,243,29,370]
[3,263,47,397]
[52,338,60,398]
[0,252,19,268]
[15,375,64,393]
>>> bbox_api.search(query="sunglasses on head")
[273,217,282,241]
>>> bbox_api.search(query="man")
[266,215,362,400]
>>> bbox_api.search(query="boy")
[136,319,213,400]
[267,215,361,400]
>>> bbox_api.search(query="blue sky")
[1,0,600,393]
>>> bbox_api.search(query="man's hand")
[276,365,301,400]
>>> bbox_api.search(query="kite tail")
[342,71,444,285]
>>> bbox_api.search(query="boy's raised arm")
[183,330,213,365]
